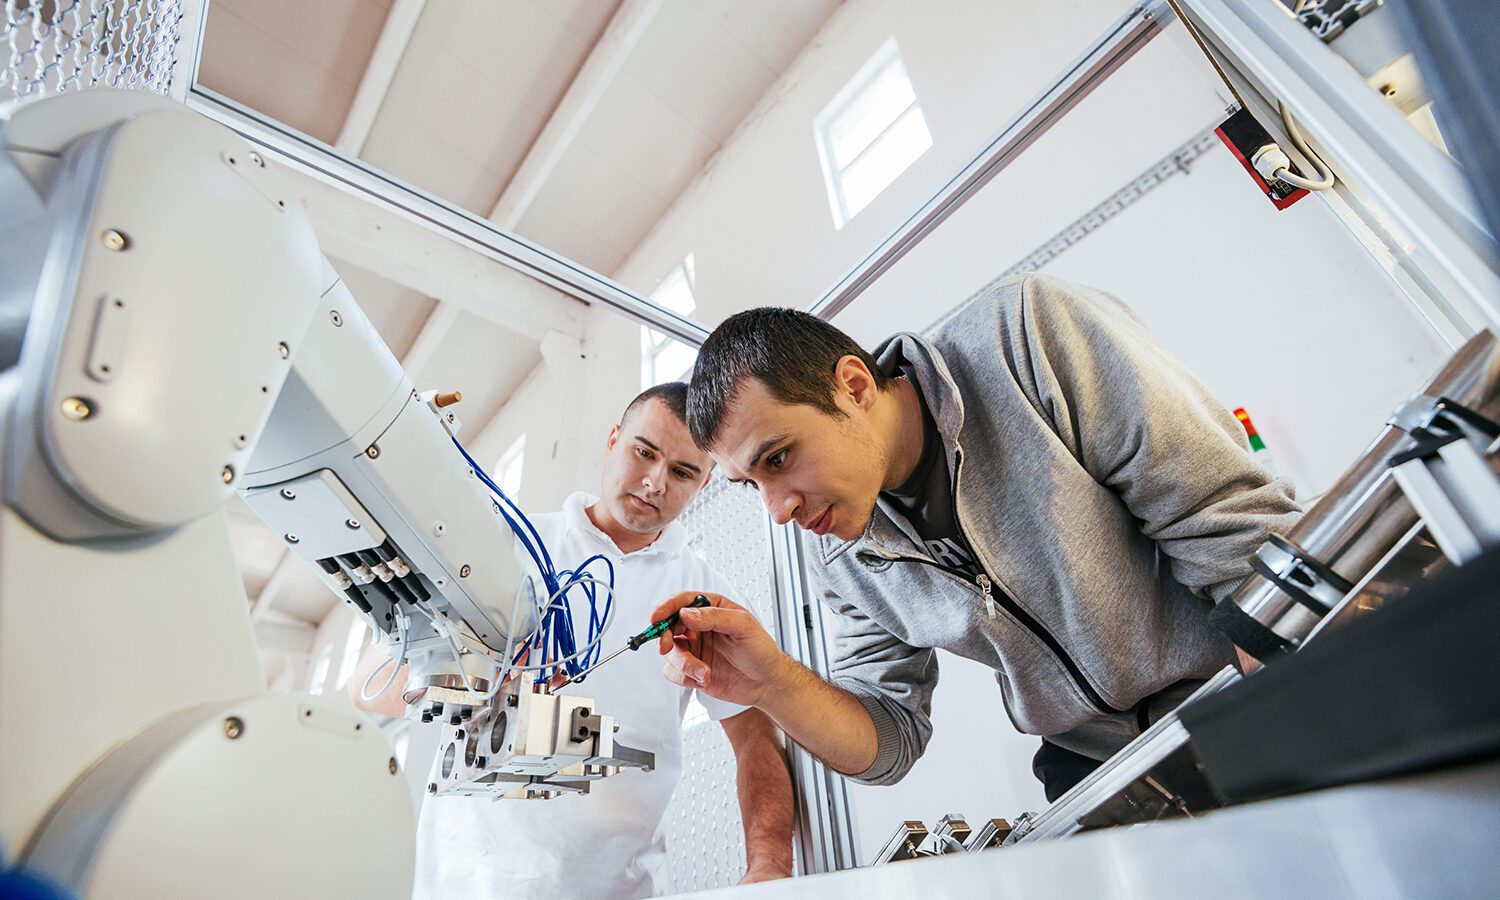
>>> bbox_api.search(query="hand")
[739,865,791,885]
[650,591,791,708]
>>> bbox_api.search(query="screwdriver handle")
[627,595,710,650]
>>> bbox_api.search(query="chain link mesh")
[2,0,184,107]
[660,473,778,894]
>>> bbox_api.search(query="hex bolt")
[61,397,93,420]
[223,717,244,740]
[427,782,438,794]
[101,229,127,251]
[280,488,296,500]
[389,757,399,776]
[285,533,299,544]
[221,465,235,484]
[330,310,343,327]
[366,445,381,459]
[277,341,290,359]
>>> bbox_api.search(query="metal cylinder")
[1228,329,1500,652]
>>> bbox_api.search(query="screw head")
[427,782,438,794]
[389,757,399,775]
[277,341,290,359]
[330,310,343,327]
[280,488,296,500]
[459,564,471,578]
[221,465,235,484]
[285,533,299,544]
[366,445,380,459]
[223,717,244,740]
[432,521,446,537]
[248,151,264,167]
[61,397,93,420]
[345,518,360,529]
[101,229,127,251]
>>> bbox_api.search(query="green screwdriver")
[561,595,711,687]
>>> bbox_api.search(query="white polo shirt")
[413,492,747,900]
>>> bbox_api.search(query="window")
[641,254,700,389]
[815,38,933,228]
[496,434,526,500]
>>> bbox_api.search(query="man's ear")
[834,354,880,412]
[606,423,622,451]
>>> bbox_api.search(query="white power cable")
[1265,102,1335,191]
[466,575,618,675]
[360,609,411,703]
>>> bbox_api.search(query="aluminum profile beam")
[765,519,861,873]
[182,87,711,347]
[805,0,1175,321]
[167,0,210,102]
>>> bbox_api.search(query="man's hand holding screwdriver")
[648,590,880,776]
[649,591,791,708]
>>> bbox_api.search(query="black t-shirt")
[880,371,983,581]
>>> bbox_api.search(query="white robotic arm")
[0,89,645,898]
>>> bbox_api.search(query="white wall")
[468,306,647,516]
[478,0,1457,866]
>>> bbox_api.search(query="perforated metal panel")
[2,0,184,106]
[659,473,779,894]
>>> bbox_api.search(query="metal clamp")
[1249,533,1354,617]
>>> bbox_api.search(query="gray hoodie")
[811,275,1301,783]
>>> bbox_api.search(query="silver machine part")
[1229,329,1500,652]
[428,684,654,801]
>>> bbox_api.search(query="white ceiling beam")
[398,0,661,386]
[253,618,317,654]
[489,0,664,228]
[335,0,428,157]
[290,171,585,343]
[250,550,300,622]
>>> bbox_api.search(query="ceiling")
[196,0,842,635]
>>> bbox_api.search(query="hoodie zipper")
[897,446,1123,716]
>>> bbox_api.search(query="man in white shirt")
[352,383,794,899]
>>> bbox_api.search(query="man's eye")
[673,469,691,480]
[739,479,759,492]
[637,447,652,458]
[767,449,787,469]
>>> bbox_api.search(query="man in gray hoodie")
[650,274,1301,799]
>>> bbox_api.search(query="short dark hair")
[623,381,689,427]
[686,307,890,449]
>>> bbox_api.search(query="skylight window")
[815,38,933,228]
